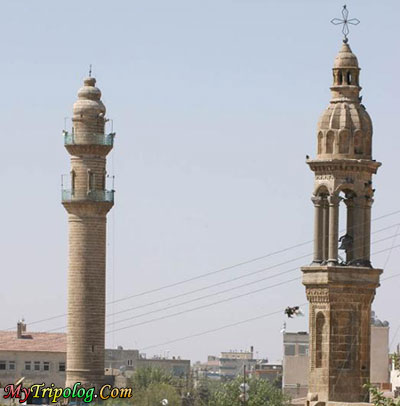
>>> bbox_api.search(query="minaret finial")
[331,5,360,43]
[88,64,92,78]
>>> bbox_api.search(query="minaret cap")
[333,42,359,69]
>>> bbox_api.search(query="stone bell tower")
[302,40,382,405]
[62,76,115,389]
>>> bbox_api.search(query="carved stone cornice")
[307,159,381,175]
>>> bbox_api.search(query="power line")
[46,235,400,335]
[137,304,309,352]
[106,230,400,327]
[136,270,400,352]
[103,229,400,322]
[7,217,399,332]
[105,276,301,333]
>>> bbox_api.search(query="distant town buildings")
[0,323,190,389]
[193,347,282,383]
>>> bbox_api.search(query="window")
[284,344,296,356]
[298,345,309,356]
[25,361,31,371]
[0,361,6,370]
[59,362,66,372]
[71,170,76,194]
[43,362,50,371]
[34,361,40,371]
[87,170,94,192]
[316,312,325,368]
[8,361,15,370]
[127,360,133,366]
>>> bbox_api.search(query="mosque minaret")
[62,75,115,389]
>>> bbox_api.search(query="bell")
[338,234,353,251]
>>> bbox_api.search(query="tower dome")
[316,42,372,160]
[72,77,106,136]
[333,42,359,68]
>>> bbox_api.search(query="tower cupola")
[317,42,372,160]
[73,77,106,136]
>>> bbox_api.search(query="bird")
[306,155,310,160]
[285,306,304,318]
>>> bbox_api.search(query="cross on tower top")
[331,5,360,43]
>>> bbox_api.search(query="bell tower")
[62,75,115,389]
[302,40,382,405]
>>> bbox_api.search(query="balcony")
[63,131,115,146]
[62,189,114,203]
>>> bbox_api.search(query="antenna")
[89,64,92,78]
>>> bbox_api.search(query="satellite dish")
[161,400,169,405]
[239,383,250,392]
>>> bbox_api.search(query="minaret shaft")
[67,214,106,385]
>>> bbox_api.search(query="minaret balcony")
[63,131,115,146]
[62,189,114,203]
[63,131,115,156]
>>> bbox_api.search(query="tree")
[133,382,181,406]
[207,376,290,406]
[365,384,400,406]
[131,367,175,392]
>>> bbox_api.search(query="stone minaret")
[302,41,382,405]
[62,76,115,389]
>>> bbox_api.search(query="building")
[282,332,309,398]
[301,22,382,405]
[0,324,189,392]
[370,312,390,386]
[252,362,282,384]
[283,315,390,399]
[104,347,190,379]
[390,345,400,398]
[62,75,115,389]
[193,348,270,381]
[0,321,66,388]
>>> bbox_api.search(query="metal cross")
[331,5,360,43]
[88,64,92,78]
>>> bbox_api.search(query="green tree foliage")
[207,376,290,406]
[365,384,400,406]
[133,383,181,406]
[391,353,400,370]
[131,367,175,392]
[127,367,289,406]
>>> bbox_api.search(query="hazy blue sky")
[1,0,400,363]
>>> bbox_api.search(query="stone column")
[345,197,355,263]
[352,196,365,264]
[363,197,373,265]
[312,196,323,263]
[322,198,329,262]
[328,195,340,265]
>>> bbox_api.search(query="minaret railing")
[63,130,115,146]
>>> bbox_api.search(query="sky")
[1,0,400,364]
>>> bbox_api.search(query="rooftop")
[0,330,66,353]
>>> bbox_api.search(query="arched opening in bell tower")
[338,189,356,265]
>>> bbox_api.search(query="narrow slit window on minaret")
[347,71,352,85]
[88,170,94,192]
[71,170,76,195]
[102,170,106,190]
[338,71,343,85]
